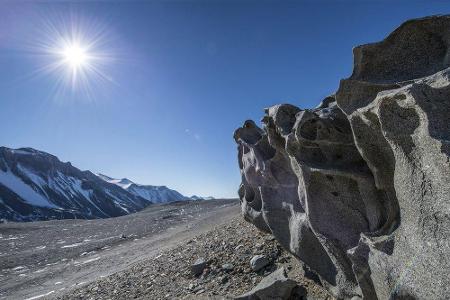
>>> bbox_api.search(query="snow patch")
[24,290,55,300]
[0,168,57,208]
[10,149,36,156]
[75,256,101,265]
[61,242,83,249]
[97,173,187,203]
[17,164,49,198]
[97,174,134,189]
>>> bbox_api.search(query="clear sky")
[0,1,448,198]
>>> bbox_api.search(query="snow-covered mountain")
[0,147,151,222]
[97,174,215,203]
[97,174,189,203]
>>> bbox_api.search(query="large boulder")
[235,267,299,300]
[234,16,450,300]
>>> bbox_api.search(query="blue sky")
[0,1,448,198]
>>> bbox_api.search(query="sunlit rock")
[235,16,450,299]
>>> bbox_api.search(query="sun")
[28,13,115,100]
[54,37,96,88]
[61,43,89,69]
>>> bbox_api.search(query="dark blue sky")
[0,1,448,197]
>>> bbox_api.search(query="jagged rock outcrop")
[234,16,450,300]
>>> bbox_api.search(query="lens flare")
[26,12,116,101]
[62,43,88,69]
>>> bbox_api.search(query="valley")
[0,199,239,300]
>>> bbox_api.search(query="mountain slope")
[0,147,151,221]
[97,174,189,203]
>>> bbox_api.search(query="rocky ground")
[0,199,240,300]
[60,217,333,300]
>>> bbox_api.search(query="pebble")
[191,258,207,276]
[221,263,234,272]
[250,255,270,271]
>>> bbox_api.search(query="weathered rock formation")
[234,16,450,300]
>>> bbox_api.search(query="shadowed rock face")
[234,16,450,300]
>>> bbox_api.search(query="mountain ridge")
[96,173,214,203]
[0,147,211,222]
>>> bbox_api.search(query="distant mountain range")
[97,173,195,203]
[0,147,213,221]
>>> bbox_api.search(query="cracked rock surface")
[234,15,450,300]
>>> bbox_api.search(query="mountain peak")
[117,178,134,188]
[96,174,135,189]
[2,146,52,157]
[96,173,189,203]
[96,173,115,181]
[0,148,150,221]
[119,178,133,184]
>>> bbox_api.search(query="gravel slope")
[0,199,239,300]
[60,218,334,300]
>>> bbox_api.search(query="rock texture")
[192,258,208,276]
[234,16,450,300]
[235,267,299,300]
[250,255,269,272]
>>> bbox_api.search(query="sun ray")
[24,11,116,102]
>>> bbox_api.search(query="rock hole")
[244,186,256,203]
[331,191,339,197]
[326,175,334,181]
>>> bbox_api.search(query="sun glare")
[62,43,89,69]
[29,13,115,100]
